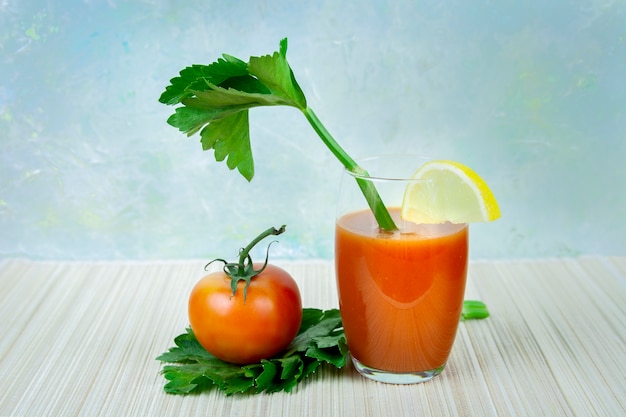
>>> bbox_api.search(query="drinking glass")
[335,155,469,384]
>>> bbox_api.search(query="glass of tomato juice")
[335,155,469,384]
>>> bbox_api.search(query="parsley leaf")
[156,308,348,395]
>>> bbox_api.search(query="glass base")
[351,356,446,384]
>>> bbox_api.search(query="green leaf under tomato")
[156,308,348,395]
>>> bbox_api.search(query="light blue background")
[1,0,625,260]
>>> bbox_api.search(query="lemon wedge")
[401,160,501,224]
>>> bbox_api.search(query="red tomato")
[188,263,302,364]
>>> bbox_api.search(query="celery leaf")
[159,38,304,182]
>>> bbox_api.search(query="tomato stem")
[206,225,287,302]
[237,225,286,273]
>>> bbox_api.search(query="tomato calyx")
[205,225,286,301]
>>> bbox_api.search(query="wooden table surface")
[1,256,624,416]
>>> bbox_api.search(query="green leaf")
[298,307,324,329]
[156,330,215,363]
[157,308,347,396]
[200,111,254,181]
[159,55,249,105]
[279,355,303,380]
[248,38,306,109]
[166,106,226,136]
[304,326,348,368]
[185,84,292,109]
[162,363,221,394]
[289,309,343,353]
[255,360,278,389]
[159,38,306,183]
[223,376,256,395]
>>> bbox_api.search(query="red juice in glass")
[335,207,468,382]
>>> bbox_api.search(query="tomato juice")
[335,207,468,375]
